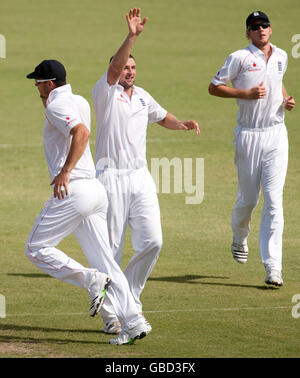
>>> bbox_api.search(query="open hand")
[126,8,148,37]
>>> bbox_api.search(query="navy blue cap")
[26,60,66,81]
[246,11,270,28]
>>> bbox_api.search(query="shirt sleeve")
[147,94,168,124]
[92,70,118,110]
[45,100,82,137]
[211,53,241,86]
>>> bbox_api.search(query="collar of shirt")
[116,83,138,96]
[46,84,72,106]
[248,42,276,58]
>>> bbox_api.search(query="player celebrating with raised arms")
[25,59,148,345]
[209,11,295,286]
[92,8,199,341]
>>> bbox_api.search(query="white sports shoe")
[103,320,122,334]
[140,313,152,335]
[265,269,283,287]
[231,242,248,264]
[104,315,151,335]
[89,273,111,317]
[109,322,147,345]
[144,318,152,335]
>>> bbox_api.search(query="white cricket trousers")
[25,178,143,329]
[232,124,288,271]
[97,166,162,320]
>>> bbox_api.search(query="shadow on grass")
[0,334,108,346]
[0,324,108,345]
[148,274,228,283]
[7,273,51,278]
[148,274,274,290]
[8,273,276,290]
[0,323,99,333]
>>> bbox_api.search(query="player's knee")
[262,199,283,224]
[263,191,283,209]
[25,242,40,260]
[149,234,163,255]
[135,234,162,256]
[247,202,259,212]
[25,242,32,259]
[239,201,259,214]
[239,193,260,210]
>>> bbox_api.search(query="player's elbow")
[71,123,90,141]
[208,83,217,96]
[82,126,90,141]
[81,129,90,146]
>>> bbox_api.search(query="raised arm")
[107,8,148,85]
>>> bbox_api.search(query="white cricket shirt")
[211,43,288,128]
[44,84,95,181]
[92,70,167,170]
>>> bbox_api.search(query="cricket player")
[92,8,199,335]
[208,11,295,286]
[25,59,148,345]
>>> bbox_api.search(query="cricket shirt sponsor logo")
[117,94,128,103]
[65,117,76,126]
[248,61,262,72]
[278,61,283,73]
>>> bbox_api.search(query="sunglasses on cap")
[35,78,56,83]
[248,22,270,31]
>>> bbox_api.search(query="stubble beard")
[119,76,135,90]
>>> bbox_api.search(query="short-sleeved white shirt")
[44,84,95,181]
[211,43,288,128]
[92,70,167,170]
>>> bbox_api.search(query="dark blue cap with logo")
[246,11,270,28]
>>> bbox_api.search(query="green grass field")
[0,0,300,359]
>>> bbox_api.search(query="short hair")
[109,54,135,64]
[53,80,67,88]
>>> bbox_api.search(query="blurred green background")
[0,0,299,358]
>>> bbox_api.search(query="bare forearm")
[158,113,200,134]
[62,124,89,174]
[208,83,250,99]
[158,113,185,130]
[108,34,137,85]
[282,83,288,99]
[107,8,148,85]
[50,124,90,199]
